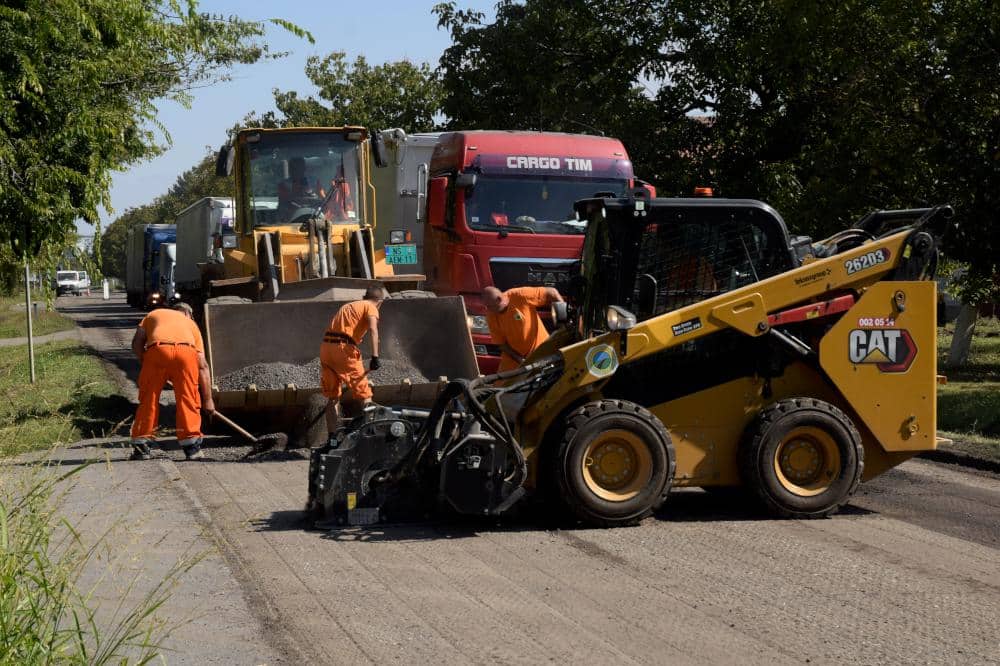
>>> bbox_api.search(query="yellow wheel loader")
[207,126,422,304]
[308,191,952,527]
[197,127,475,438]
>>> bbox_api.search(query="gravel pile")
[216,359,322,391]
[369,358,431,385]
[216,357,431,391]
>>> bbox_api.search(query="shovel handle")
[212,410,258,443]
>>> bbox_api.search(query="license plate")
[384,243,417,265]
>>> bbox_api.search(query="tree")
[434,1,672,185]
[256,52,443,131]
[100,151,234,279]
[0,0,309,276]
[436,1,998,309]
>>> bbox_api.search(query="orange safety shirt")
[328,299,379,344]
[139,309,204,353]
[486,287,551,361]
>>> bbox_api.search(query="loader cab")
[231,128,365,232]
[574,194,797,335]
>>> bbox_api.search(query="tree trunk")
[946,302,979,369]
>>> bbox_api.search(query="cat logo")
[848,329,917,372]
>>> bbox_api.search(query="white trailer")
[125,225,144,307]
[373,130,441,272]
[174,197,234,293]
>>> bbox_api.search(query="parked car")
[55,270,91,296]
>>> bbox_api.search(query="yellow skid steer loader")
[308,191,952,527]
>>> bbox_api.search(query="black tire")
[390,289,435,299]
[738,398,863,518]
[551,399,675,527]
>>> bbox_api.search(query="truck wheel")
[551,400,674,527]
[738,398,863,518]
[390,290,435,299]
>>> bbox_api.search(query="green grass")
[0,341,133,457]
[0,291,75,339]
[936,317,1000,462]
[1,462,198,663]
[938,316,1000,382]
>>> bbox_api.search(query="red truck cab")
[422,131,643,373]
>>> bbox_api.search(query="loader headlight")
[467,314,490,335]
[605,305,636,331]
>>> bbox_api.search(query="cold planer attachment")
[308,358,561,526]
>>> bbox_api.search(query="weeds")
[0,458,200,664]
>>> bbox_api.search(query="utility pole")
[24,257,36,383]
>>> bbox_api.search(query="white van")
[55,270,91,296]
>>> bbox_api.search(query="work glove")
[369,356,382,371]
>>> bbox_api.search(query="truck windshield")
[464,176,628,235]
[56,272,78,281]
[240,132,362,227]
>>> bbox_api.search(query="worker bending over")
[321,286,386,442]
[482,286,564,372]
[130,302,215,460]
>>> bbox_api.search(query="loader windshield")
[239,131,362,228]
[464,176,627,235]
[580,201,795,333]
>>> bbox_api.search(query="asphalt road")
[56,293,1000,664]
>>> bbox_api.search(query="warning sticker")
[671,317,703,337]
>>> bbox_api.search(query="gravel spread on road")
[216,357,431,391]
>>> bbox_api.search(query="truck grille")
[489,257,579,294]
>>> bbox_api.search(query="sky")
[81,0,496,236]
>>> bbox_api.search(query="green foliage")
[256,52,443,131]
[99,151,234,279]
[435,0,999,277]
[0,0,308,271]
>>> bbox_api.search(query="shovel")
[211,410,289,451]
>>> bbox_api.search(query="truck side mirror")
[371,130,389,168]
[215,145,234,177]
[427,177,448,229]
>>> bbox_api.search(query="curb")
[918,448,1000,475]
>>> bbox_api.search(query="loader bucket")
[203,296,477,434]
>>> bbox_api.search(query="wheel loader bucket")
[204,296,477,427]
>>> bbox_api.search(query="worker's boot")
[130,440,152,461]
[181,438,204,460]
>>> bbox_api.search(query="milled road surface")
[58,293,1000,664]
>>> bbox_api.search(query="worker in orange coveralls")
[482,286,564,372]
[130,302,215,460]
[321,286,386,443]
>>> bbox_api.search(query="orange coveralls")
[486,287,552,372]
[320,299,378,402]
[130,309,205,446]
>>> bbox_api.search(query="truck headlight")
[606,305,636,331]
[466,314,490,335]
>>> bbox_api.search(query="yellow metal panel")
[819,281,937,452]
[708,292,768,336]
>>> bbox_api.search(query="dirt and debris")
[215,357,431,391]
